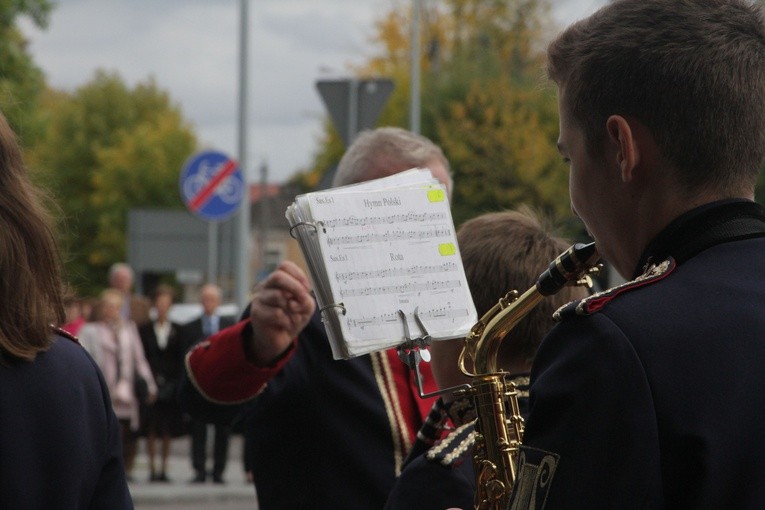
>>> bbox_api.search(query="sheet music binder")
[286,169,478,359]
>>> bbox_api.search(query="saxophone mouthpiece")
[536,242,600,296]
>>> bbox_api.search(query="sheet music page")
[304,179,477,357]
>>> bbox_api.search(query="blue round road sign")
[180,150,245,221]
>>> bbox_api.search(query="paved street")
[129,433,259,510]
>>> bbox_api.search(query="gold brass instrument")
[456,242,600,510]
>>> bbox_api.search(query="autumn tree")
[0,0,52,143]
[420,1,571,227]
[299,0,579,237]
[28,71,197,295]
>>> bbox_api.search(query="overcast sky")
[19,0,607,184]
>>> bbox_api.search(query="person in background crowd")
[178,127,452,509]
[139,284,185,483]
[61,293,86,336]
[108,262,151,327]
[509,1,765,508]
[180,283,235,484]
[80,288,157,481]
[0,109,132,508]
[385,209,589,510]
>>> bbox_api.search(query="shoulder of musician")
[553,258,675,321]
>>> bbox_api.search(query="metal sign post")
[316,78,395,147]
[235,0,251,310]
[179,149,245,287]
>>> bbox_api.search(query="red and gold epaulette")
[553,258,676,321]
[50,325,80,344]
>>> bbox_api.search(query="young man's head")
[549,0,765,196]
[429,209,589,395]
[549,0,765,277]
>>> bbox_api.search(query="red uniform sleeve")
[185,319,296,404]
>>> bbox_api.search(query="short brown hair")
[457,208,588,365]
[0,112,65,363]
[548,0,765,195]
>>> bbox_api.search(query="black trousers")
[190,420,231,479]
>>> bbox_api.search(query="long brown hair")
[0,112,65,363]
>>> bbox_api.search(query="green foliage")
[304,0,582,239]
[28,71,197,295]
[0,0,51,143]
[437,79,569,226]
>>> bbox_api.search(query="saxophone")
[456,242,600,510]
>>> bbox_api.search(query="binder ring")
[289,221,326,239]
[320,302,347,316]
[290,221,317,239]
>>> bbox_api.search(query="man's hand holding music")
[248,260,315,366]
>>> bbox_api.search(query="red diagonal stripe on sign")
[189,159,238,211]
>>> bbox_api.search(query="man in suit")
[181,283,235,484]
[178,127,449,508]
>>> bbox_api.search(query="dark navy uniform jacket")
[386,377,530,510]
[0,331,132,509]
[510,200,765,509]
[179,309,436,510]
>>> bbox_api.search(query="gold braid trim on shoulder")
[553,258,675,320]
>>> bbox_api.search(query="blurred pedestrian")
[139,284,185,482]
[108,262,151,327]
[61,293,86,336]
[0,109,132,508]
[180,283,235,484]
[80,288,157,480]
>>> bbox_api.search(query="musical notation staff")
[334,261,460,282]
[339,279,464,298]
[326,226,453,247]
[344,305,473,331]
[321,211,448,229]
[286,168,478,359]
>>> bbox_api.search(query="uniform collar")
[634,199,765,278]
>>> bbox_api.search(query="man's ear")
[606,115,639,183]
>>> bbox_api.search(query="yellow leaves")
[311,0,580,236]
